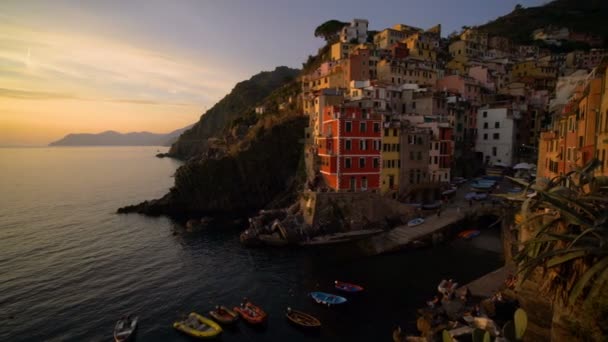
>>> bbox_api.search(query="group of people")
[426,278,462,309]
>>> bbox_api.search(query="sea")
[0,146,502,341]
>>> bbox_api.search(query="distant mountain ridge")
[49,125,191,147]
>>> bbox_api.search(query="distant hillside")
[478,0,608,46]
[168,66,300,159]
[49,125,191,147]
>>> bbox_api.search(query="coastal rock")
[118,116,307,218]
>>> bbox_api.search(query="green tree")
[314,20,348,43]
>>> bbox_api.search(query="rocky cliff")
[167,66,299,160]
[118,65,306,218]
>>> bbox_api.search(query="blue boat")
[407,218,425,227]
[310,292,347,306]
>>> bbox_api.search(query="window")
[345,140,352,150]
[492,147,497,156]
[359,140,367,150]
[493,133,500,140]
[374,123,380,133]
[417,151,422,160]
[434,156,438,164]
[495,122,500,128]
[345,158,351,168]
[359,158,366,168]
[483,122,488,129]
[410,151,415,160]
[360,122,367,133]
[483,111,488,118]
[412,101,416,109]
[384,128,389,136]
[374,140,380,150]
[345,122,352,132]
[373,158,379,168]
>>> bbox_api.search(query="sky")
[0,0,546,146]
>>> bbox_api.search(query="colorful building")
[380,119,401,194]
[340,19,369,44]
[317,106,382,191]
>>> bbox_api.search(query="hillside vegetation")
[168,66,299,159]
[478,0,608,46]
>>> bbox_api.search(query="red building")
[317,106,382,191]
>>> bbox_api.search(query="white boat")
[114,315,138,342]
[408,218,425,227]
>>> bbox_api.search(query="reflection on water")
[0,147,502,341]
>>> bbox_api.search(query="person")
[437,208,441,217]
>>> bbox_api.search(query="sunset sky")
[0,0,544,146]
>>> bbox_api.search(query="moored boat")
[233,299,267,324]
[209,305,238,325]
[285,308,321,328]
[407,218,424,227]
[334,280,364,292]
[310,291,347,306]
[173,312,222,339]
[458,230,480,239]
[114,315,138,342]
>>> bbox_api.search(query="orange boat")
[233,298,267,324]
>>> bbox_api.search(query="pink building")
[468,65,496,92]
[436,75,482,104]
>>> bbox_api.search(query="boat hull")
[286,309,321,328]
[310,291,347,305]
[173,312,222,339]
[209,306,238,324]
[335,281,364,293]
[233,302,267,324]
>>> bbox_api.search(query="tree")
[314,20,348,43]
[515,4,523,11]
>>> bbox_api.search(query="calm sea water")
[0,147,502,341]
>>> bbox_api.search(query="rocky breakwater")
[241,191,413,247]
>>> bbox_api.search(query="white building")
[340,19,369,44]
[476,107,517,166]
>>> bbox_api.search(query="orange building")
[317,106,382,191]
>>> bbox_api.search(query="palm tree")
[511,159,608,307]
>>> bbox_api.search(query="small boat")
[334,280,364,292]
[474,193,488,200]
[285,308,321,328]
[441,188,457,196]
[173,312,222,339]
[114,315,138,342]
[421,202,441,210]
[209,305,238,325]
[407,218,424,227]
[233,299,267,324]
[458,230,480,239]
[310,291,347,306]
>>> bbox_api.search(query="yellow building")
[330,42,353,61]
[374,28,406,49]
[448,40,479,62]
[446,59,467,75]
[403,32,437,62]
[511,60,557,79]
[381,121,401,194]
[376,60,437,87]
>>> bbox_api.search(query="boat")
[114,315,138,342]
[209,306,238,325]
[310,291,347,306]
[458,230,480,239]
[464,192,477,200]
[285,308,321,328]
[474,193,488,200]
[334,280,364,292]
[173,312,222,339]
[421,202,441,210]
[407,218,424,227]
[482,175,503,181]
[233,299,267,324]
[441,188,457,196]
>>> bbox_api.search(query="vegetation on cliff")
[168,66,299,160]
[512,159,608,340]
[119,66,306,217]
[478,0,608,47]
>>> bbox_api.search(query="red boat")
[334,280,364,293]
[233,299,267,324]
